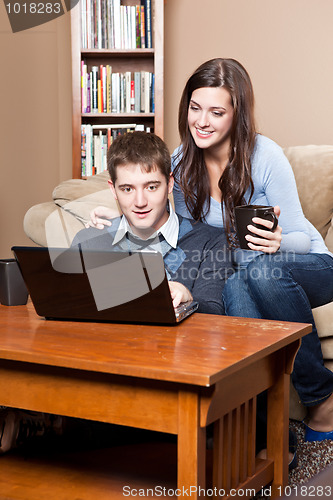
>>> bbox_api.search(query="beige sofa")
[24,145,333,419]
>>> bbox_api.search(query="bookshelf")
[71,0,164,178]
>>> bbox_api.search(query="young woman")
[89,58,333,442]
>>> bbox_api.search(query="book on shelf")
[134,71,141,113]
[140,4,145,48]
[97,0,102,49]
[91,66,99,113]
[140,72,145,113]
[113,0,121,49]
[136,5,141,48]
[81,64,154,114]
[101,65,107,113]
[106,65,112,113]
[97,80,102,113]
[143,0,152,49]
[81,123,149,177]
[151,73,155,113]
[81,61,87,113]
[130,78,135,112]
[81,0,153,50]
[111,72,120,113]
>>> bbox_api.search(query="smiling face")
[109,163,174,239]
[187,86,234,154]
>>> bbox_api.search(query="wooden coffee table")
[0,303,310,499]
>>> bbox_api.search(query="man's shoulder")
[178,215,223,236]
[177,216,228,245]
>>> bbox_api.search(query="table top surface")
[0,302,311,387]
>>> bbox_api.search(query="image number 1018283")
[4,0,80,33]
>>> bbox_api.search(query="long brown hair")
[174,58,257,244]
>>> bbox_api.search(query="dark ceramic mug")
[234,205,278,250]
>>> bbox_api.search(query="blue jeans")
[222,252,333,406]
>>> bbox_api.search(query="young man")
[0,132,234,455]
[72,131,234,314]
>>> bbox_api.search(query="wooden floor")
[0,440,179,499]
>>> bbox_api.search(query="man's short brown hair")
[107,131,171,184]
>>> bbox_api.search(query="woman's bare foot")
[305,393,333,432]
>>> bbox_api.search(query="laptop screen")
[12,246,197,325]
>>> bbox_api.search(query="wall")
[1,0,333,258]
[164,0,333,153]
[0,5,72,258]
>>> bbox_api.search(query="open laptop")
[12,246,198,325]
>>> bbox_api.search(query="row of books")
[81,0,152,50]
[81,63,154,114]
[81,124,150,177]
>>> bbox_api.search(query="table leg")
[267,351,290,498]
[177,390,206,498]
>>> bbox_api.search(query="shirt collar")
[112,202,179,248]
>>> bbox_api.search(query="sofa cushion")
[52,172,120,223]
[283,145,333,243]
[325,216,333,252]
[325,360,333,372]
[312,301,333,339]
[53,171,109,202]
[319,337,333,360]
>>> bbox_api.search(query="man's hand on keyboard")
[168,281,193,308]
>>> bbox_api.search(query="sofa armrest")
[324,216,333,253]
[313,301,333,339]
[24,202,85,247]
[283,145,333,244]
[24,172,121,247]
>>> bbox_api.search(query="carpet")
[289,420,333,486]
[257,420,333,499]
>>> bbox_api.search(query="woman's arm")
[248,137,311,253]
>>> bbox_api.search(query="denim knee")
[222,269,262,318]
[223,271,244,294]
[245,254,287,294]
[222,273,240,311]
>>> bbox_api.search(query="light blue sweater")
[171,134,331,267]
